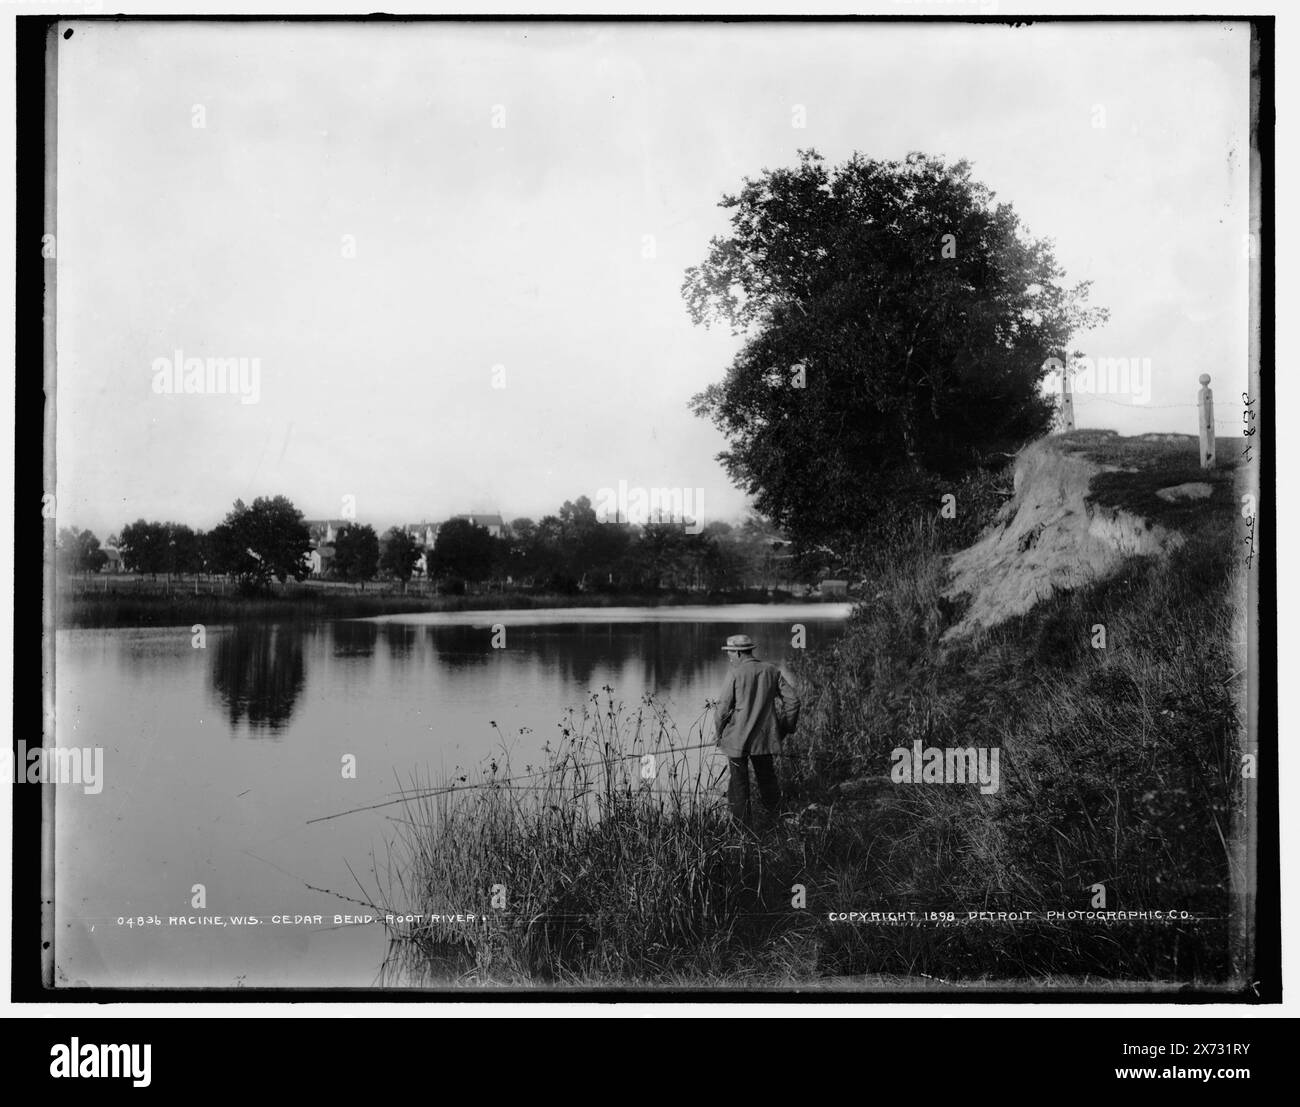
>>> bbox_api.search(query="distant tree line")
[481,496,782,594]
[56,493,807,594]
[85,497,316,592]
[418,497,800,594]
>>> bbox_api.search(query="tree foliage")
[379,527,421,584]
[57,527,108,575]
[208,496,312,590]
[118,519,171,577]
[684,149,1108,556]
[432,518,497,583]
[334,523,380,588]
[165,524,203,576]
[118,520,207,577]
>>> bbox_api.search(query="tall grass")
[783,436,1246,982]
[375,693,834,986]
[370,436,1248,987]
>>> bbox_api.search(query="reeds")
[375,691,826,986]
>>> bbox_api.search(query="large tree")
[379,527,421,589]
[334,524,380,589]
[57,527,108,576]
[431,517,496,583]
[209,496,312,591]
[684,149,1107,556]
[164,524,202,578]
[118,519,171,577]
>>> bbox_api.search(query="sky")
[53,19,1251,538]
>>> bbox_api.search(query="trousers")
[727,753,781,824]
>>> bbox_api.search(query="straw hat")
[721,634,756,652]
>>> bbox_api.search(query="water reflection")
[210,624,306,733]
[331,620,378,658]
[204,616,827,737]
[423,624,493,670]
[383,622,417,660]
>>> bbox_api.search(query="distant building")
[303,519,349,546]
[313,544,336,577]
[818,579,849,598]
[102,546,125,573]
[404,522,440,548]
[451,513,505,538]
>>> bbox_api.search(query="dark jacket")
[715,655,800,758]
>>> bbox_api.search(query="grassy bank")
[373,433,1249,988]
[56,584,817,629]
[781,432,1245,983]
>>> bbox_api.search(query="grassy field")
[369,432,1251,988]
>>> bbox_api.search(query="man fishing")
[714,634,801,828]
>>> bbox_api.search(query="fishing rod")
[306,738,723,824]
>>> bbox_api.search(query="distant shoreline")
[362,600,855,626]
[55,581,851,630]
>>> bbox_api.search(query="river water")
[51,604,850,987]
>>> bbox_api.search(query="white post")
[1197,373,1215,469]
[1061,359,1075,432]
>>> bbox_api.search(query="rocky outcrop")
[1156,482,1213,503]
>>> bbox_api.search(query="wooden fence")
[1057,367,1220,470]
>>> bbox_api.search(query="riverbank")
[56,584,831,629]
[374,433,1249,988]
